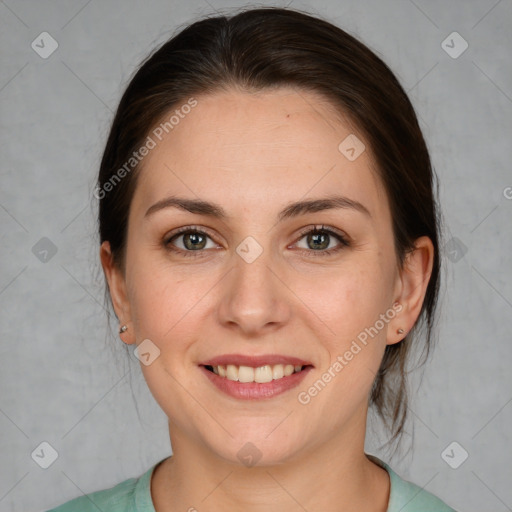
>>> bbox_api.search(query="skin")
[101,87,434,511]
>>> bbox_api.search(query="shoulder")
[387,469,457,512]
[368,455,458,512]
[45,462,157,512]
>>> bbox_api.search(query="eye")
[293,225,350,256]
[164,226,218,257]
[164,224,350,258]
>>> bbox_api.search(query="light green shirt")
[46,455,457,511]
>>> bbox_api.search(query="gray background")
[1,0,511,511]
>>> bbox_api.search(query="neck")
[151,413,390,512]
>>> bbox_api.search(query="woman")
[48,7,456,511]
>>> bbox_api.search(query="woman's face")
[104,88,428,466]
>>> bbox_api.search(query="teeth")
[209,363,304,383]
[238,366,254,383]
[254,365,273,383]
[272,364,284,380]
[226,364,239,381]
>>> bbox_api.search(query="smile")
[205,364,304,383]
[200,355,313,400]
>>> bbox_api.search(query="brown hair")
[98,7,441,444]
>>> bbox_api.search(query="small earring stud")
[397,328,404,335]
[119,325,128,334]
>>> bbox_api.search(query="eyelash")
[295,225,350,256]
[163,224,350,258]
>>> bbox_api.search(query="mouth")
[199,355,313,400]
[203,363,308,383]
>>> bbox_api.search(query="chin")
[204,427,306,468]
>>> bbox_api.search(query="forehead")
[131,87,389,222]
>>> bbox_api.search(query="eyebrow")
[144,195,371,221]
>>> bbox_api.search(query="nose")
[216,245,292,337]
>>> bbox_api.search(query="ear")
[387,236,434,346]
[100,241,136,345]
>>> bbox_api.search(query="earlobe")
[387,236,434,345]
[100,241,135,345]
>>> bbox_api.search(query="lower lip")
[200,366,313,400]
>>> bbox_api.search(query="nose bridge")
[218,237,290,334]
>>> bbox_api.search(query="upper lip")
[201,354,313,368]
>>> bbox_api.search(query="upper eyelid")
[295,224,349,241]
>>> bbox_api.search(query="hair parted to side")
[98,7,441,446]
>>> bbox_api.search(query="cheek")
[297,259,393,391]
[125,255,199,338]
[125,255,226,366]
[299,268,392,412]
[298,260,391,338]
